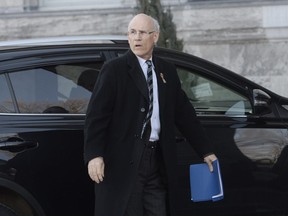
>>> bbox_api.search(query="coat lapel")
[153,57,167,116]
[126,50,149,102]
[125,50,168,108]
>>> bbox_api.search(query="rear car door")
[0,47,113,216]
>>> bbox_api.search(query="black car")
[0,36,288,216]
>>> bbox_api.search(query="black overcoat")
[84,50,213,216]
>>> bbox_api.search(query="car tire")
[0,203,18,216]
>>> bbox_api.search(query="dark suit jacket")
[84,49,213,216]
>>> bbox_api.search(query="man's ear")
[153,32,159,44]
[127,34,131,45]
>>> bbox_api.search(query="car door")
[0,51,107,216]
[167,57,288,215]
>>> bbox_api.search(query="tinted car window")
[0,74,15,113]
[177,67,252,115]
[9,63,101,114]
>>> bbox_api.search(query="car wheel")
[0,203,18,216]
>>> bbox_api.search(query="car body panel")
[0,37,288,215]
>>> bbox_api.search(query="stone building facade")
[1,0,288,97]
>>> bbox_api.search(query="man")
[84,13,217,216]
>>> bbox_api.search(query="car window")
[8,63,102,114]
[0,74,15,113]
[177,67,252,116]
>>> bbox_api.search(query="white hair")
[128,14,160,32]
[151,17,160,32]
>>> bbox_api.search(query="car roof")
[0,35,128,50]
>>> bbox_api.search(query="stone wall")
[0,0,288,97]
[172,2,288,97]
[0,8,133,40]
[0,0,23,13]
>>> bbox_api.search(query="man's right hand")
[88,157,105,183]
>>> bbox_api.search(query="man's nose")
[134,35,142,40]
[134,32,142,39]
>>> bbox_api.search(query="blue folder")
[189,159,224,202]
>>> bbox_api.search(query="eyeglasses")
[128,29,155,38]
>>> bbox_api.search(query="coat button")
[129,160,134,165]
[140,107,145,112]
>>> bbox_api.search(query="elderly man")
[84,13,217,216]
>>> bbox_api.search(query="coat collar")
[153,56,167,117]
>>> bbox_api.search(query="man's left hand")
[204,154,217,172]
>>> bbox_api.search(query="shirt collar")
[136,56,153,68]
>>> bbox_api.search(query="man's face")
[128,15,159,60]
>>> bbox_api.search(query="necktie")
[141,60,153,138]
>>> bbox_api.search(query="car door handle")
[0,138,38,153]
